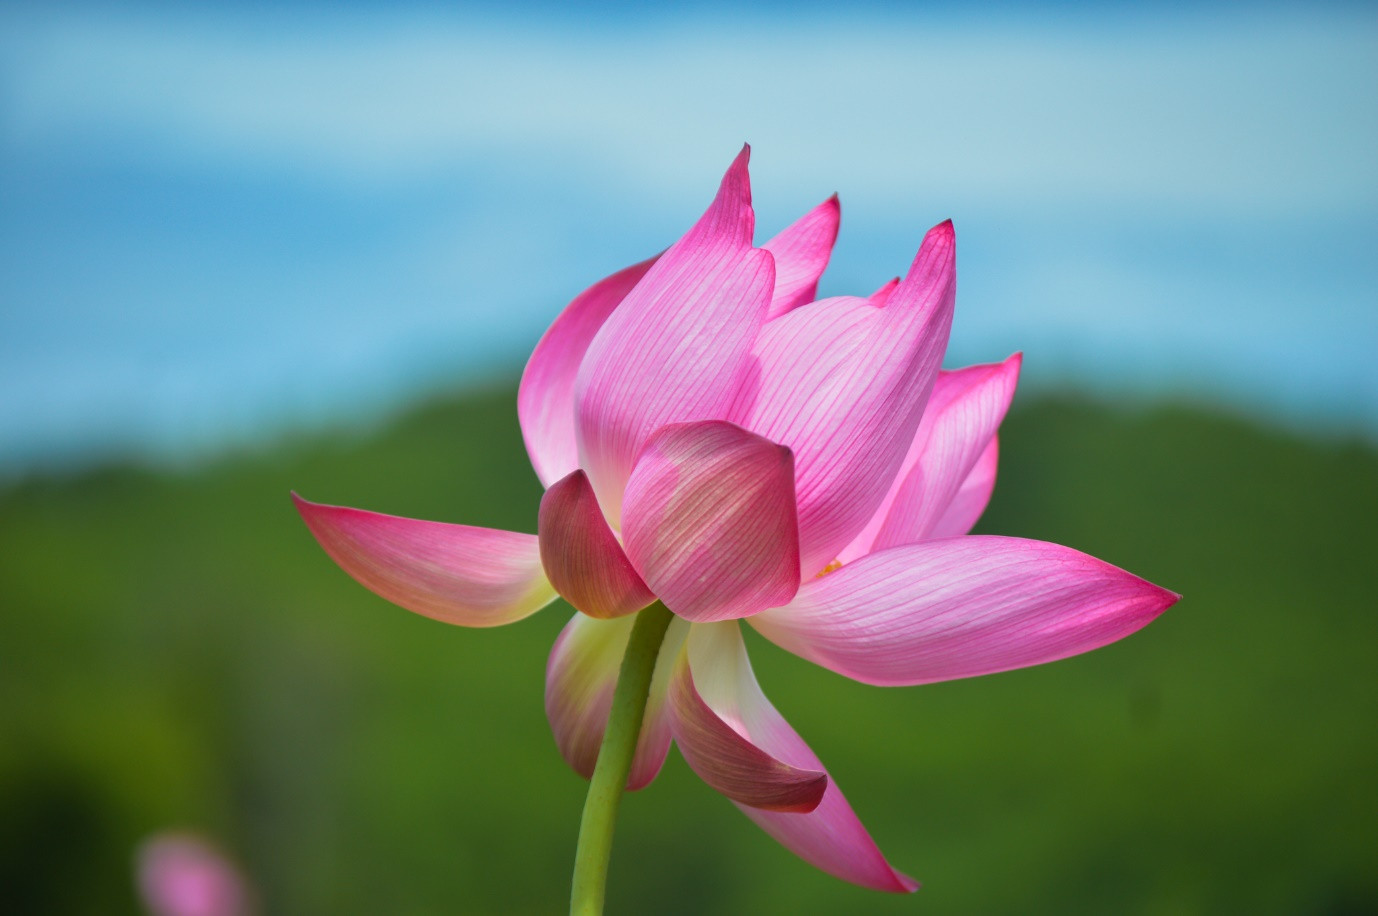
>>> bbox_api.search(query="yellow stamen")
[815,559,843,578]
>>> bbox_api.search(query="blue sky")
[2,2,1375,473]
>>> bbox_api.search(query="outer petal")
[838,354,1020,563]
[574,145,775,522]
[762,195,841,318]
[752,536,1180,687]
[675,622,917,893]
[928,436,999,539]
[621,421,800,622]
[538,470,654,619]
[519,256,658,487]
[545,612,689,791]
[732,221,956,577]
[293,494,556,627]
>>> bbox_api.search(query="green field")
[2,386,1375,914]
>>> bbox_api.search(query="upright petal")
[732,221,956,576]
[762,195,841,318]
[927,436,999,539]
[621,421,800,622]
[538,470,654,619]
[673,622,917,893]
[574,146,775,522]
[519,256,658,487]
[752,536,1179,686]
[838,355,1020,563]
[293,494,556,627]
[868,277,900,306]
[545,612,689,791]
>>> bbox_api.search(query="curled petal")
[762,195,841,318]
[676,622,917,893]
[519,256,658,487]
[752,536,1180,687]
[574,145,775,523]
[545,612,689,791]
[621,421,800,622]
[928,436,999,539]
[538,470,654,619]
[669,640,826,812]
[733,220,957,576]
[293,494,555,627]
[839,354,1020,562]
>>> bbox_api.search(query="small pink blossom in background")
[136,833,250,916]
[295,145,1179,891]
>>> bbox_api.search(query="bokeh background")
[2,2,1375,913]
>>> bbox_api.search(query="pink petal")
[927,435,999,539]
[574,145,775,523]
[676,622,917,893]
[838,354,1020,563]
[762,195,841,318]
[293,494,555,627]
[868,276,900,306]
[668,637,827,813]
[732,220,956,577]
[751,536,1180,687]
[519,256,658,487]
[621,421,800,622]
[545,612,689,791]
[538,470,655,619]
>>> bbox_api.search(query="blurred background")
[1,1,1375,913]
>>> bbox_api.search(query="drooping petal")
[293,494,556,627]
[762,195,841,318]
[574,145,775,523]
[519,256,658,487]
[927,435,999,539]
[621,421,800,622]
[668,637,826,813]
[545,612,689,791]
[838,355,1020,563]
[732,220,956,577]
[538,470,654,619]
[674,622,917,893]
[751,536,1179,687]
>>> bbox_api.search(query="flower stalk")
[569,601,674,916]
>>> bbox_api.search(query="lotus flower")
[295,145,1178,892]
[136,833,251,916]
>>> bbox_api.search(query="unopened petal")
[574,145,775,522]
[545,612,689,791]
[676,622,917,893]
[762,195,841,318]
[519,256,658,487]
[538,470,654,619]
[732,221,956,576]
[752,536,1179,686]
[621,421,800,622]
[839,354,1019,562]
[293,494,555,627]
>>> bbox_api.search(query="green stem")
[569,601,674,916]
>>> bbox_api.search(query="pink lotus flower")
[136,833,251,916]
[295,145,1178,892]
